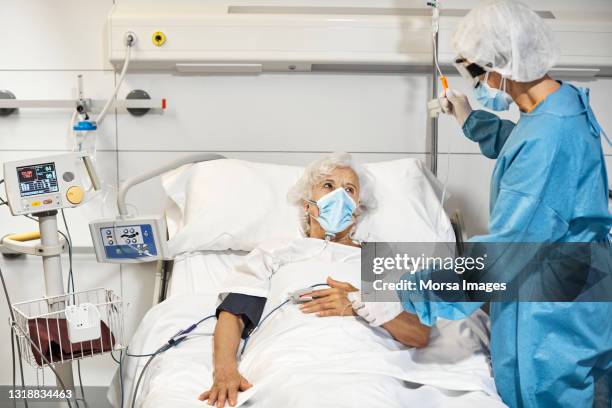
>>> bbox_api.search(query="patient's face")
[311,166,360,203]
[306,166,360,241]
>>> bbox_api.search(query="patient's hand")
[300,276,358,317]
[199,366,252,407]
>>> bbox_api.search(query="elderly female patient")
[199,153,430,407]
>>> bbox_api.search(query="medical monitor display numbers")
[4,153,93,216]
[17,162,59,197]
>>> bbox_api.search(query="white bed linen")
[111,295,503,408]
[109,250,503,408]
[166,250,248,298]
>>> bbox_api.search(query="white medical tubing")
[96,44,132,127]
[433,141,452,242]
[431,3,443,78]
[69,110,79,147]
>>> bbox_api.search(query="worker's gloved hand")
[439,89,473,126]
[347,292,403,327]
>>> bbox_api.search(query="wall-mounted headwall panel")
[117,73,429,152]
[108,3,432,73]
[108,1,612,76]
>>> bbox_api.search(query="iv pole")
[428,1,441,176]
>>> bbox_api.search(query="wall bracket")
[0,89,166,117]
[0,90,17,117]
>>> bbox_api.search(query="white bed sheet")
[166,250,248,298]
[109,252,504,408]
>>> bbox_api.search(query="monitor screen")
[17,162,59,197]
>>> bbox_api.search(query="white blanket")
[110,242,504,407]
[112,296,503,407]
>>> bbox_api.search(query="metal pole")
[38,211,75,394]
[430,29,439,177]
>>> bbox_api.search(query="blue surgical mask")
[307,188,356,238]
[473,72,513,111]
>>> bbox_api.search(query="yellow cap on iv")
[440,76,448,90]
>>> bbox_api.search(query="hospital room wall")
[1,0,611,387]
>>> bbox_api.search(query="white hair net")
[452,0,560,82]
[287,152,376,236]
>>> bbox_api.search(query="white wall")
[0,0,611,388]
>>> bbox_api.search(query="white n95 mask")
[307,188,357,238]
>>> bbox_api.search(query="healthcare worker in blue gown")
[400,1,612,407]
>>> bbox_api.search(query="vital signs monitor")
[3,153,98,215]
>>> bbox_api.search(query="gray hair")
[287,152,376,236]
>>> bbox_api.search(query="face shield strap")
[501,76,508,93]
[481,71,508,93]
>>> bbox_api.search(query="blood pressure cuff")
[216,293,267,339]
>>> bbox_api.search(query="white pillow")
[163,158,454,255]
[353,159,454,243]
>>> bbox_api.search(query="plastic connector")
[124,32,136,47]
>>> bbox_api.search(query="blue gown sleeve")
[401,116,578,325]
[463,110,516,159]
[399,295,482,327]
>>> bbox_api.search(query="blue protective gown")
[402,82,612,407]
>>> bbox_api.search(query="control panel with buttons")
[89,216,168,263]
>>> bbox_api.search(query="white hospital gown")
[216,237,361,302]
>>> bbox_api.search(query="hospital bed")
[108,157,504,408]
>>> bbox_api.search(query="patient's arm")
[382,312,430,348]
[213,311,244,371]
[199,311,252,407]
[200,292,265,406]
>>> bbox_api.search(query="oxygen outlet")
[152,31,166,46]
[124,32,137,47]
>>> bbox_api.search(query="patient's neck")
[308,225,359,247]
[333,231,359,247]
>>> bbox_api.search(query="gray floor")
[0,387,112,408]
